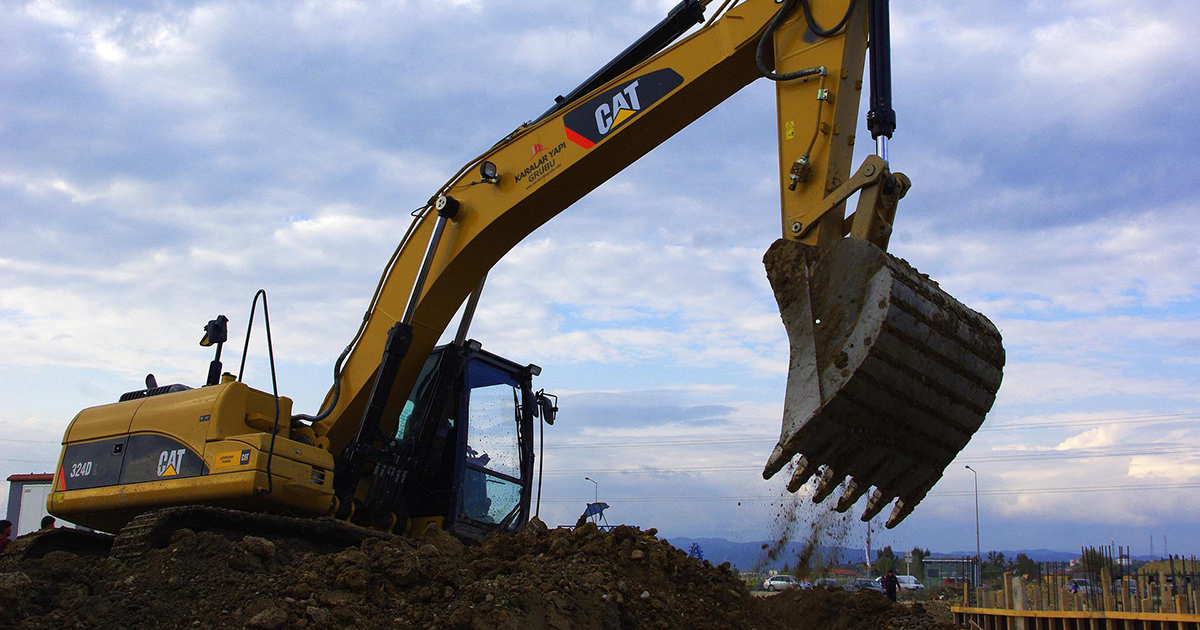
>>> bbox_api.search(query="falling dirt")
[0,519,961,630]
[756,474,856,578]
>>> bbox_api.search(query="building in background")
[6,473,58,536]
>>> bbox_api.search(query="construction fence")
[954,547,1200,630]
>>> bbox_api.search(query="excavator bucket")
[761,238,1004,528]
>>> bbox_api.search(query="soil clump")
[760,587,959,630]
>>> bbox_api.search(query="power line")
[540,411,1199,449]
[543,444,1200,475]
[538,481,1200,504]
[981,412,1200,432]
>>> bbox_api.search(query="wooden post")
[1120,573,1130,612]
[1133,574,1144,613]
[964,583,970,606]
[1159,572,1168,613]
[1101,566,1114,613]
[1013,575,1027,630]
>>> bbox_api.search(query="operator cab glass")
[450,353,534,539]
[459,360,525,533]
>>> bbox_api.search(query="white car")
[897,575,925,591]
[875,575,925,591]
[762,575,800,591]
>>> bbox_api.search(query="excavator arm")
[313,0,879,454]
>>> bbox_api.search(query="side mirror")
[535,390,558,425]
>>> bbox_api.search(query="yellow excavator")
[46,0,1004,544]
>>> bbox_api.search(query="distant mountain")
[663,538,1101,571]
[933,549,1078,563]
[664,537,867,572]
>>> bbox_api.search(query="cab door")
[452,357,532,538]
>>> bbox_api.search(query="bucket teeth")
[834,478,869,513]
[886,500,916,529]
[860,489,892,522]
[811,467,842,503]
[762,237,1005,528]
[786,457,818,493]
[764,443,792,480]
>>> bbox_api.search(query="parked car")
[845,578,886,594]
[1065,578,1098,596]
[762,575,799,591]
[813,578,842,590]
[873,575,924,591]
[897,575,925,591]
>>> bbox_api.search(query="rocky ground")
[0,520,961,630]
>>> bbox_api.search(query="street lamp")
[584,476,598,504]
[965,465,981,587]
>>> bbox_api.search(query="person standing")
[39,515,56,531]
[883,569,900,603]
[0,520,12,554]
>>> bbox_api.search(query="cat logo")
[594,80,642,136]
[157,448,187,477]
[564,68,684,149]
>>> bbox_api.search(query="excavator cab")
[378,342,542,541]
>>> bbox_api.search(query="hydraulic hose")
[756,0,858,81]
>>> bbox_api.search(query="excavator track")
[110,506,391,562]
[0,528,114,564]
[763,238,1005,528]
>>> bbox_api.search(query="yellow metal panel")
[128,386,225,455]
[49,470,332,534]
[222,434,335,470]
[63,399,142,443]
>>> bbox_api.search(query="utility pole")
[965,466,981,587]
[866,524,873,579]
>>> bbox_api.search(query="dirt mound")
[1,521,764,630]
[0,522,963,630]
[759,588,959,630]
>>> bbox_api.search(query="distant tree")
[1079,548,1107,574]
[984,551,1008,580]
[909,547,928,579]
[1015,553,1039,579]
[876,546,897,575]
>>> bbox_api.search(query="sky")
[2,0,1199,557]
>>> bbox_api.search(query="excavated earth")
[0,520,961,630]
